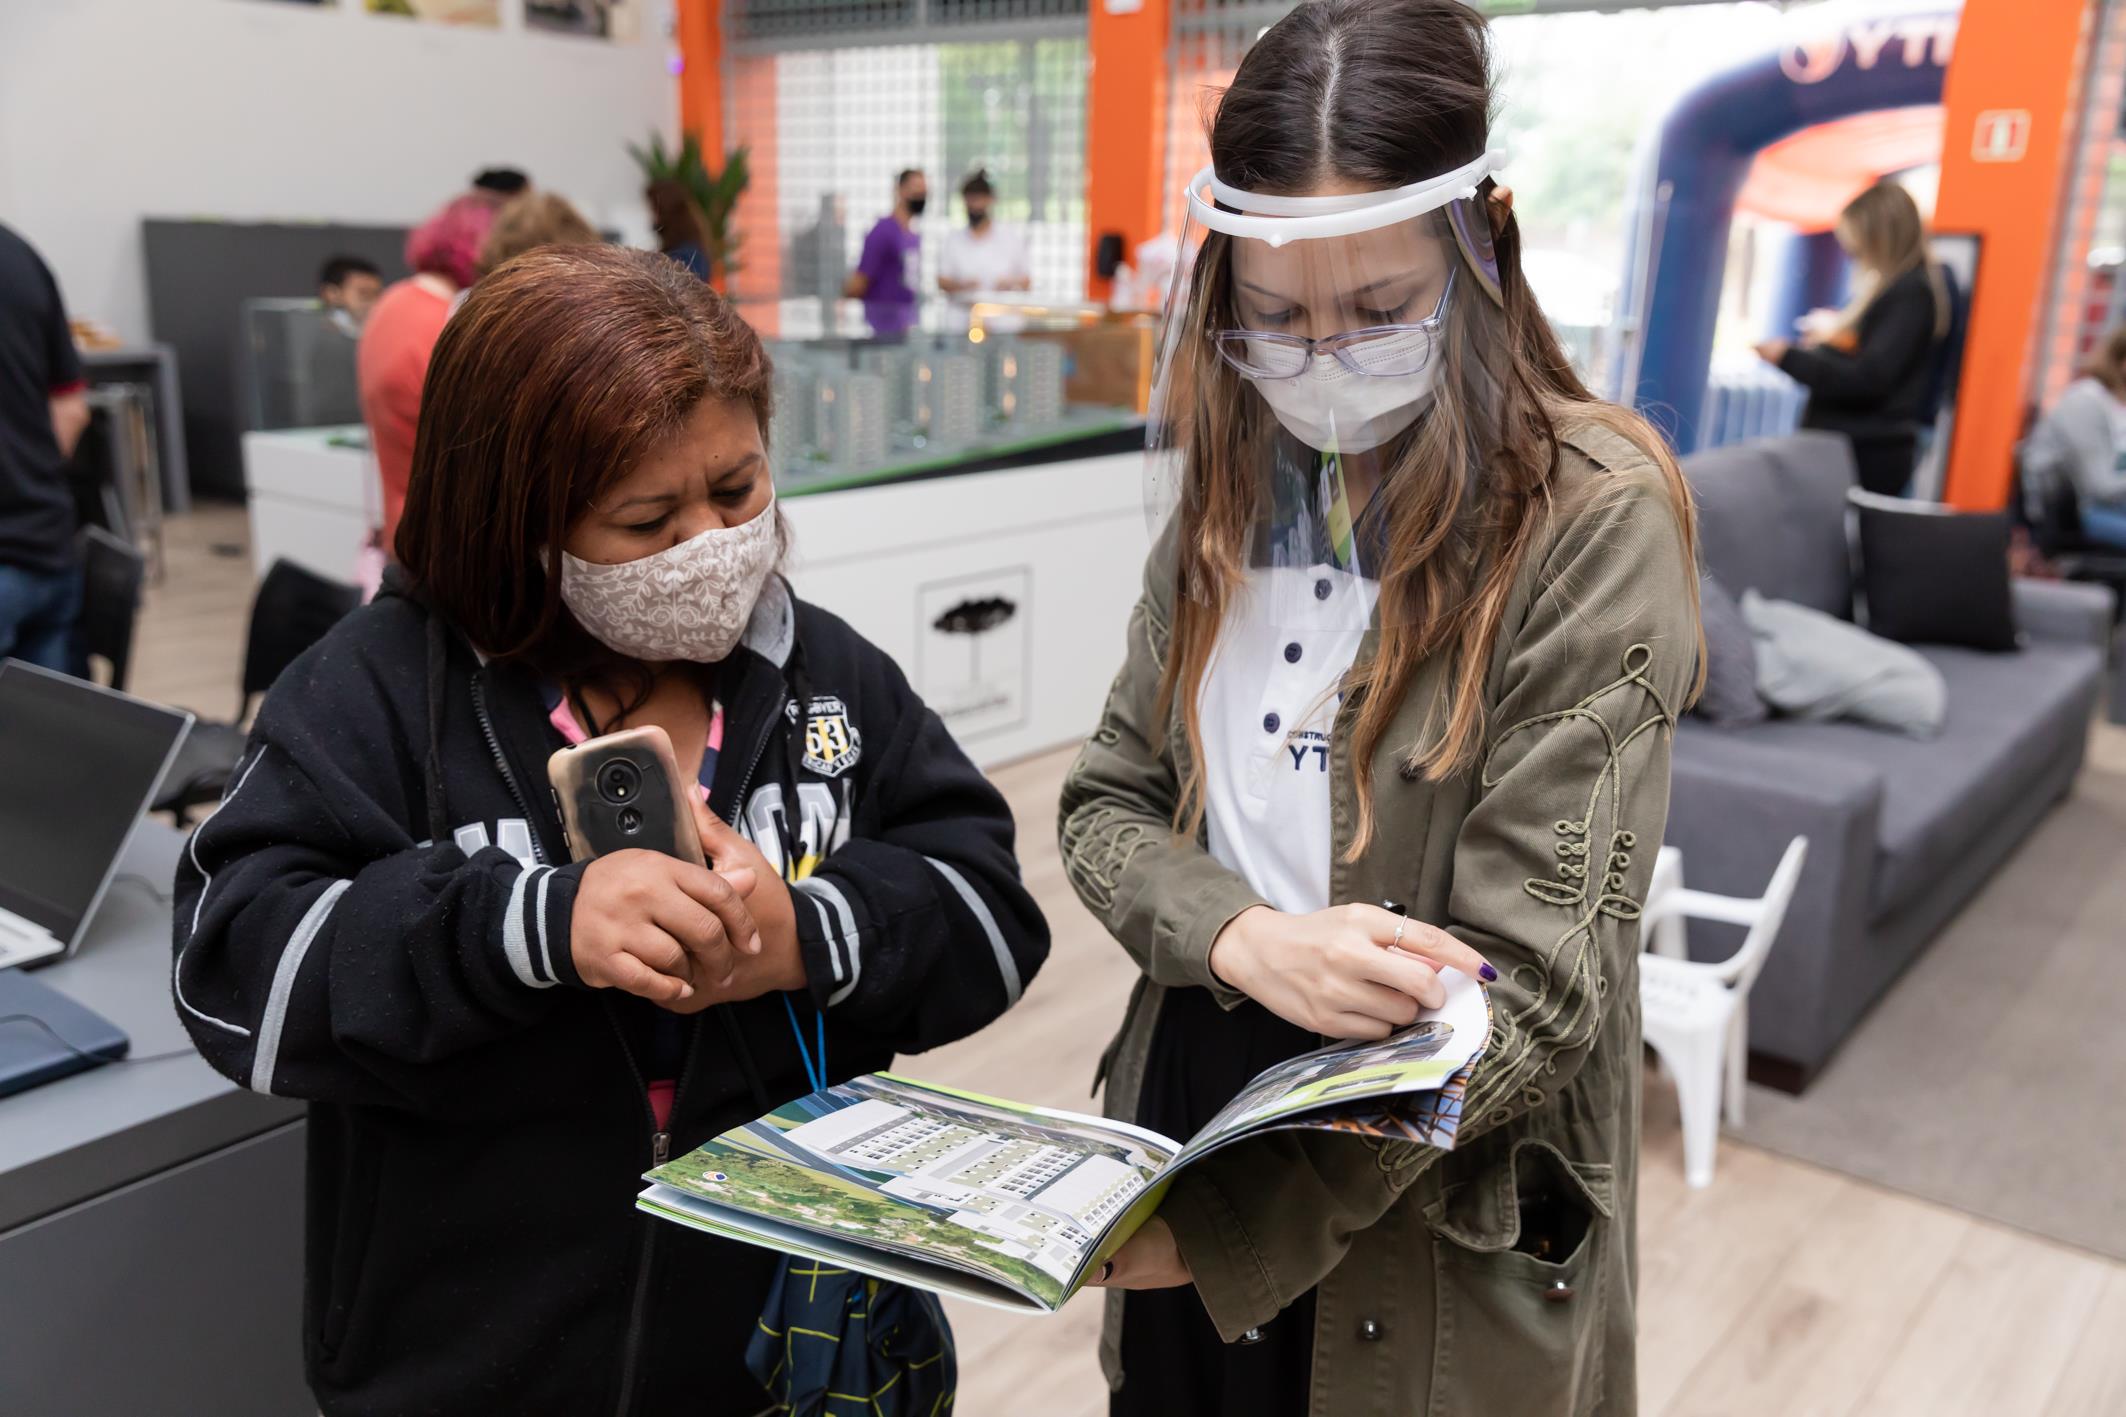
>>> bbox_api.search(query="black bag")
[746,1262,956,1416]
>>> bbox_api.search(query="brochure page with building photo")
[636,970,1490,1313]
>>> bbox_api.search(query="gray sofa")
[1666,432,2112,1089]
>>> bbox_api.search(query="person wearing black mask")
[938,169,1032,302]
[842,168,926,338]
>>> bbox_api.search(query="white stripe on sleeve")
[249,879,352,1095]
[532,867,557,984]
[499,864,551,989]
[176,747,272,1039]
[796,876,862,1006]
[924,857,1022,1006]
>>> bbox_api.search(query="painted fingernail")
[1479,963,1498,982]
[1100,1261,1115,1283]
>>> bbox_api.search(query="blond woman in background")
[1756,181,1950,497]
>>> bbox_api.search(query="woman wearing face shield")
[1059,2,1704,1413]
[171,246,1047,1416]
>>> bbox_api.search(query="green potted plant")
[628,131,749,286]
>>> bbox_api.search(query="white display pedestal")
[783,451,1145,770]
[240,432,1147,770]
[241,426,373,583]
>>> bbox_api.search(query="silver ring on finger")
[1391,917,1407,950]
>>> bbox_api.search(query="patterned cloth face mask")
[556,496,779,663]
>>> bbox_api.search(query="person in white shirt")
[2021,325,2126,549]
[937,170,1032,302]
[1058,2,1704,1412]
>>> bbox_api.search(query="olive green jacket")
[1058,422,1696,1416]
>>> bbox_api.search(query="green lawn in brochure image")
[654,1134,1072,1309]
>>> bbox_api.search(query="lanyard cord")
[772,657,830,1096]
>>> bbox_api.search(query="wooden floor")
[135,507,2126,1417]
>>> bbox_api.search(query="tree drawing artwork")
[932,595,1018,683]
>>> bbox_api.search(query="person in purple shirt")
[842,168,926,339]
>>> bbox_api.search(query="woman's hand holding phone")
[687,799,804,1004]
[569,849,763,1011]
[1207,903,1494,1039]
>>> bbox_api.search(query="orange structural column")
[1934,0,2094,509]
[676,0,724,164]
[1086,0,1172,304]
[729,54,781,315]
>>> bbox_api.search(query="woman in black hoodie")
[1756,181,1949,497]
[172,245,1048,1416]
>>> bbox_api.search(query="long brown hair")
[1834,181,1950,339]
[1157,0,1701,857]
[647,178,706,255]
[395,245,775,682]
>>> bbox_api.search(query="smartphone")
[547,726,706,868]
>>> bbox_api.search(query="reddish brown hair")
[404,194,497,290]
[395,244,774,676]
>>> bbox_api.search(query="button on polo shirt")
[1198,564,1378,914]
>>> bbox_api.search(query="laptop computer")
[0,660,193,970]
[0,966,130,1097]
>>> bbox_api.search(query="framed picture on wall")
[915,568,1032,744]
[526,0,637,39]
[364,0,501,25]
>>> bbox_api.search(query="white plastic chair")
[1639,837,1809,1189]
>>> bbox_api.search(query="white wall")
[0,0,675,342]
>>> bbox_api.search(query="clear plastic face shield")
[1145,151,1507,634]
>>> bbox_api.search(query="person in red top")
[357,193,495,555]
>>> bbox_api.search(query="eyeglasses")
[1212,267,1456,380]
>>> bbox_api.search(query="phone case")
[546,725,706,868]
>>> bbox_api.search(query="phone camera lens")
[597,759,643,806]
[617,807,644,835]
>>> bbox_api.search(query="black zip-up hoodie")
[171,575,1048,1416]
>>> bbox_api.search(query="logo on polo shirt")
[796,695,862,777]
[1286,730,1330,773]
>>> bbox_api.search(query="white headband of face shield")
[1188,150,1503,246]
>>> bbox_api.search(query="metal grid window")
[727,0,1088,307]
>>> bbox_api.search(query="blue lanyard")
[769,801,829,1095]
[782,993,828,1094]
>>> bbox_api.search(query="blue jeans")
[2082,502,2126,551]
[0,560,82,672]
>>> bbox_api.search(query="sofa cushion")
[1743,589,1945,736]
[1676,641,2100,920]
[1869,643,2100,913]
[1691,573,1768,725]
[1853,491,2018,652]
[1684,432,1857,617]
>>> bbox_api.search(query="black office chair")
[156,560,361,825]
[76,526,146,691]
[2011,451,2126,618]
[64,405,131,542]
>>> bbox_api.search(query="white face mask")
[1246,334,1437,455]
[556,497,780,663]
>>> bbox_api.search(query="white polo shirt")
[1198,564,1379,914]
[938,223,1032,299]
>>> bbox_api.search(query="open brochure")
[636,970,1491,1314]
